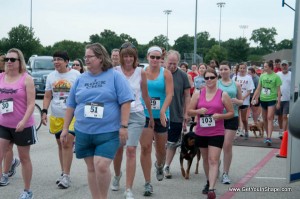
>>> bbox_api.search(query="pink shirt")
[195,88,225,136]
[0,73,35,128]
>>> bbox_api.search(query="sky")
[0,0,296,47]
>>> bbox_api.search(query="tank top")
[143,67,168,119]
[115,66,144,113]
[195,88,224,136]
[218,80,238,117]
[0,73,35,128]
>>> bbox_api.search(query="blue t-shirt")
[67,68,134,134]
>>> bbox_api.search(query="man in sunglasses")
[164,50,191,179]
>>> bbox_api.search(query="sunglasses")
[4,58,20,62]
[120,43,136,51]
[72,64,80,67]
[204,76,216,80]
[149,55,161,60]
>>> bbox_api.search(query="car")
[26,55,55,94]
[138,62,149,68]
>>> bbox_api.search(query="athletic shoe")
[18,190,33,199]
[124,188,134,199]
[0,174,9,186]
[221,173,231,184]
[58,174,71,189]
[143,182,153,196]
[155,162,164,181]
[279,131,283,139]
[237,129,244,137]
[111,172,122,191]
[8,157,20,177]
[164,166,172,179]
[202,181,209,194]
[244,132,249,140]
[266,139,272,146]
[207,189,216,199]
[56,173,64,184]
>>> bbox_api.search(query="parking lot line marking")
[255,177,286,180]
[219,149,277,199]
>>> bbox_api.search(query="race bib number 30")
[84,102,104,118]
[0,98,13,114]
[199,115,215,128]
[150,97,160,110]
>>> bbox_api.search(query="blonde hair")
[6,48,27,73]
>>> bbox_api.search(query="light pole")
[30,0,33,30]
[217,2,226,47]
[239,25,248,38]
[193,0,198,64]
[163,10,172,50]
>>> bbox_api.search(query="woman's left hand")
[119,128,128,144]
[15,120,25,132]
[160,112,167,127]
[212,113,221,121]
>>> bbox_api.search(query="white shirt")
[277,71,291,101]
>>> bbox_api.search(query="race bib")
[261,87,271,96]
[0,98,13,114]
[199,114,215,128]
[59,96,68,109]
[150,97,160,110]
[84,102,104,118]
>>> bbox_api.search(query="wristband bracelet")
[120,125,128,128]
[41,109,48,115]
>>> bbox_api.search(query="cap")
[281,60,289,66]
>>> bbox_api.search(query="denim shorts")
[74,129,119,160]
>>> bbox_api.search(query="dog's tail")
[189,122,197,132]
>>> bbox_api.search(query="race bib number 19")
[84,102,104,118]
[199,115,215,128]
[0,98,13,114]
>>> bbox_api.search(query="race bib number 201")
[0,98,13,114]
[199,115,215,128]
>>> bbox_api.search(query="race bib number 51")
[199,114,215,128]
[84,102,104,118]
[0,98,13,114]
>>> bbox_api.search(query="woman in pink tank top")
[0,48,36,198]
[188,68,234,199]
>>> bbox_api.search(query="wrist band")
[41,109,48,115]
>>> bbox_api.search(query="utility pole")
[193,0,198,64]
[217,2,226,47]
[163,10,172,51]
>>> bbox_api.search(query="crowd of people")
[0,44,291,199]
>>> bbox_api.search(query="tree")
[173,34,194,58]
[51,40,85,60]
[2,24,42,61]
[204,45,227,64]
[276,39,293,51]
[222,38,249,62]
[250,27,277,54]
[148,35,168,48]
[196,31,218,60]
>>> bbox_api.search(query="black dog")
[180,122,201,179]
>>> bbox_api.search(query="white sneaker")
[58,174,71,189]
[124,189,134,199]
[111,172,122,191]
[221,173,231,184]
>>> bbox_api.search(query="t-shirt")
[170,68,190,123]
[218,80,239,117]
[277,71,291,102]
[259,72,282,102]
[45,69,81,118]
[188,71,198,95]
[250,75,259,97]
[67,68,134,134]
[233,75,254,106]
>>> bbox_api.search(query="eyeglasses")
[149,55,161,60]
[204,76,216,80]
[83,55,96,60]
[53,57,64,62]
[72,64,80,67]
[4,58,20,62]
[120,43,136,51]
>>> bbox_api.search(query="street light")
[193,0,198,64]
[163,10,172,50]
[239,25,248,38]
[217,2,226,47]
[30,0,33,30]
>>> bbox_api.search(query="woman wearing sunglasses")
[188,68,234,199]
[111,42,154,199]
[0,48,37,199]
[72,59,85,73]
[139,46,173,196]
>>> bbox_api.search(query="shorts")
[167,122,183,143]
[126,111,145,146]
[75,129,119,160]
[0,125,38,146]
[239,105,249,110]
[49,115,75,138]
[195,135,224,149]
[224,116,239,131]
[145,117,169,133]
[250,97,260,107]
[275,101,289,115]
[260,100,277,110]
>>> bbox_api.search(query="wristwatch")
[120,125,128,128]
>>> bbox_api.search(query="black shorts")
[250,97,260,107]
[224,116,239,130]
[0,125,37,146]
[275,101,289,115]
[260,100,277,110]
[239,105,249,110]
[54,131,75,139]
[195,135,224,149]
[145,117,169,133]
[167,122,182,142]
